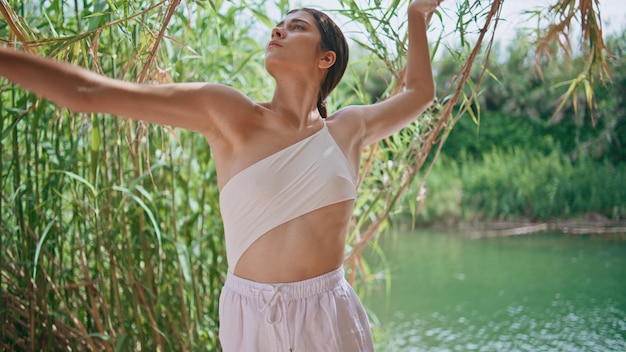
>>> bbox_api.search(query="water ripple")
[376,302,626,352]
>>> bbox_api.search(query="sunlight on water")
[378,302,625,351]
[364,231,626,351]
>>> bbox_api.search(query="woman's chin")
[264,58,285,76]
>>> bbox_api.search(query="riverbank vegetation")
[405,151,626,224]
[0,0,617,350]
[400,28,626,226]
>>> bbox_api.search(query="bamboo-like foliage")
[0,1,268,350]
[341,0,610,283]
[534,0,609,124]
[0,0,610,350]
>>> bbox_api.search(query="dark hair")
[289,8,349,118]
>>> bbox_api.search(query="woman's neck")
[270,74,322,129]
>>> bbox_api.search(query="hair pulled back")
[289,8,349,118]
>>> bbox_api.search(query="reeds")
[0,1,246,349]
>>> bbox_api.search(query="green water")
[363,230,626,351]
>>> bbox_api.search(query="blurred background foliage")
[404,28,625,225]
[0,0,620,350]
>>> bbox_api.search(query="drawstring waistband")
[254,285,288,324]
[223,267,345,350]
[224,266,344,300]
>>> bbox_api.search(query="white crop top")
[219,123,357,270]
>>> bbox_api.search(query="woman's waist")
[224,265,346,298]
[232,237,346,283]
[227,202,352,282]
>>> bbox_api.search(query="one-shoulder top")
[219,122,358,270]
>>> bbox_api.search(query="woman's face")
[264,10,327,77]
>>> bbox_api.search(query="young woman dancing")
[0,0,441,350]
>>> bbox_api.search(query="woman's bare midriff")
[232,200,354,283]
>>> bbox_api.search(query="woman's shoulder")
[325,106,367,149]
[197,83,264,126]
[327,106,367,133]
[198,83,257,109]
[192,83,267,149]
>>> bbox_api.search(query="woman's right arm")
[0,46,245,136]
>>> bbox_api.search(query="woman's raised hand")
[409,0,443,16]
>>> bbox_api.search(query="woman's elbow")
[59,90,89,113]
[407,82,436,111]
[422,87,436,107]
[422,79,436,102]
[67,83,111,114]
[42,80,98,113]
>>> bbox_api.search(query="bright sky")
[475,0,626,41]
[283,0,626,45]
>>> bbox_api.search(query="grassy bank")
[399,149,626,226]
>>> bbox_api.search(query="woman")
[0,0,440,350]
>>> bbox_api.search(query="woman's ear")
[318,50,337,69]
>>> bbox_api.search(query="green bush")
[401,149,626,224]
[397,155,463,225]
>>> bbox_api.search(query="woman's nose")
[271,27,284,39]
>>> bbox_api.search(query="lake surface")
[362,230,626,351]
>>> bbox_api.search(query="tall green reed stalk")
[0,0,269,350]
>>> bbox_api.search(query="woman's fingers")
[410,0,443,15]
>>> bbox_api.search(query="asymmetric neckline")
[220,124,327,192]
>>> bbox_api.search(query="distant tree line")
[439,29,625,165]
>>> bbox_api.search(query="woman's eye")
[292,25,304,30]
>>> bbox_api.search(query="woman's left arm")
[351,0,440,146]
